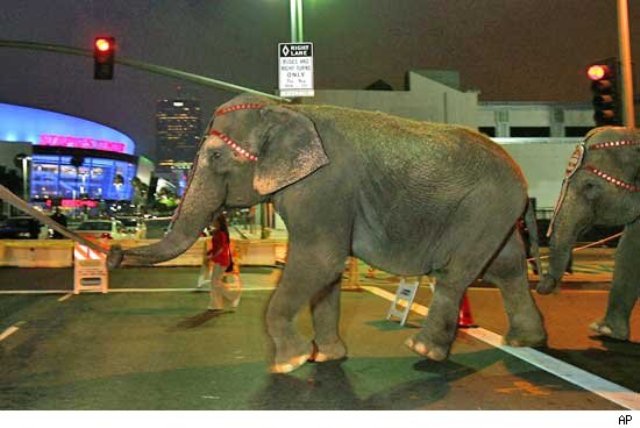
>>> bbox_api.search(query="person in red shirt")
[207,213,241,312]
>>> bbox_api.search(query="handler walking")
[207,213,241,312]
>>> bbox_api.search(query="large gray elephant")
[109,94,546,373]
[537,126,640,340]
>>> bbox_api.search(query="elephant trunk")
[108,167,223,268]
[537,192,590,294]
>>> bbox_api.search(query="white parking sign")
[278,43,314,98]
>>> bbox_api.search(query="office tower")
[156,98,202,167]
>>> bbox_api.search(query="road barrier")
[0,240,73,267]
[0,238,287,268]
[73,243,108,294]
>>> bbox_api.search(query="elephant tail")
[523,199,541,276]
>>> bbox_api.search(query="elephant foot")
[309,339,347,363]
[404,336,449,361]
[269,337,314,374]
[504,323,547,348]
[589,320,629,341]
[536,274,558,295]
[504,330,547,348]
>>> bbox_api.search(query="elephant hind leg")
[406,193,526,361]
[483,230,547,347]
[589,320,629,341]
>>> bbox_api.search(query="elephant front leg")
[590,222,640,341]
[266,242,348,373]
[309,281,347,363]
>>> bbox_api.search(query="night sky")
[0,0,638,159]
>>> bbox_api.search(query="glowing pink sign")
[60,199,99,208]
[39,134,125,153]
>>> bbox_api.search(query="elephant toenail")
[415,343,427,355]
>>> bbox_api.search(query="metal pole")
[21,157,29,201]
[290,0,304,42]
[617,0,636,127]
[296,0,304,42]
[0,39,289,102]
[290,0,299,42]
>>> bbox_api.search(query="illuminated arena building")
[0,103,138,206]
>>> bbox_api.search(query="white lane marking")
[57,293,73,302]
[0,284,608,296]
[466,287,609,295]
[363,285,428,316]
[0,324,21,342]
[0,287,276,295]
[360,285,640,410]
[0,290,71,295]
[108,287,276,293]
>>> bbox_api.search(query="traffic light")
[587,58,621,126]
[93,36,115,80]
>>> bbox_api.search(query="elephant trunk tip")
[107,244,124,269]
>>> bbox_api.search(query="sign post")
[278,43,314,98]
[74,243,108,294]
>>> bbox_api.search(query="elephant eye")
[212,151,222,159]
[583,180,602,201]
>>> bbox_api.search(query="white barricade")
[386,278,419,326]
[73,243,108,294]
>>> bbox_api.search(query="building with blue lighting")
[0,103,138,205]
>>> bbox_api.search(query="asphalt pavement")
[0,259,638,410]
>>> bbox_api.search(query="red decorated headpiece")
[209,103,265,161]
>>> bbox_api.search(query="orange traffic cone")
[458,293,477,328]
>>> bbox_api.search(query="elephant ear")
[253,106,329,195]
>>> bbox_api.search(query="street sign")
[278,42,314,98]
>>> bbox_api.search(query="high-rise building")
[155,98,202,167]
[155,98,202,196]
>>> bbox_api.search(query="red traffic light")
[93,36,115,80]
[587,58,620,126]
[587,64,610,81]
[95,38,112,52]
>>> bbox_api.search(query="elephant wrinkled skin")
[109,94,546,373]
[538,126,640,341]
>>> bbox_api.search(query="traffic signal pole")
[617,0,635,128]
[0,39,288,102]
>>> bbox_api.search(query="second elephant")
[109,94,546,373]
[538,126,640,340]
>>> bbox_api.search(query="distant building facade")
[0,103,138,211]
[476,101,594,138]
[155,98,202,196]
[310,70,479,127]
[310,71,602,210]
[156,98,202,167]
